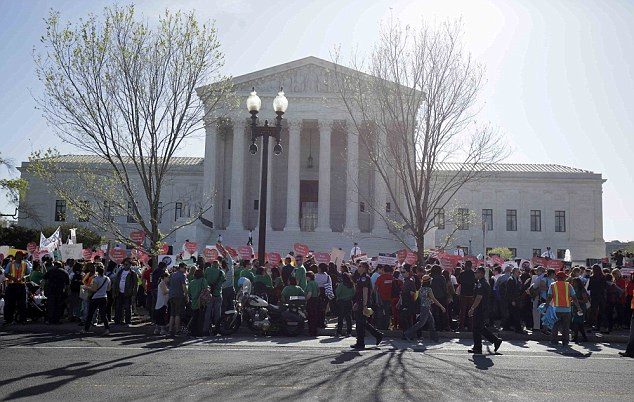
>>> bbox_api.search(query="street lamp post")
[246,87,288,266]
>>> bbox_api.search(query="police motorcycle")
[217,278,306,336]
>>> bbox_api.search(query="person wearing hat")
[468,267,502,354]
[545,271,582,346]
[402,274,445,342]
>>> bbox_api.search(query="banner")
[438,252,461,271]
[330,248,346,265]
[158,255,176,269]
[40,226,62,252]
[60,243,83,260]
[546,259,564,270]
[130,231,146,245]
[294,243,309,257]
[377,255,398,266]
[490,256,505,266]
[110,249,127,264]
[269,252,282,266]
[183,241,198,260]
[237,246,253,260]
[531,257,548,267]
[315,252,331,265]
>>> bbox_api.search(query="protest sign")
[396,249,407,264]
[405,250,418,265]
[26,242,38,255]
[546,259,564,270]
[531,257,548,267]
[237,246,253,260]
[0,245,9,260]
[269,252,282,266]
[377,255,398,266]
[82,249,93,261]
[130,231,145,245]
[225,246,238,258]
[158,255,176,269]
[330,248,346,265]
[491,256,505,266]
[60,243,83,260]
[183,241,198,259]
[203,246,219,261]
[110,249,127,264]
[315,252,331,265]
[294,243,309,257]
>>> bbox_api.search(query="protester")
[68,263,84,322]
[430,265,449,332]
[504,267,526,334]
[188,268,209,337]
[281,276,304,304]
[3,251,31,325]
[113,259,138,327]
[571,277,589,343]
[204,259,225,335]
[42,261,70,324]
[168,263,188,336]
[458,260,476,331]
[335,272,354,337]
[81,264,110,336]
[588,264,606,331]
[546,271,582,346]
[315,263,332,328]
[221,255,235,313]
[403,275,445,342]
[153,271,170,336]
[374,265,394,330]
[305,271,320,336]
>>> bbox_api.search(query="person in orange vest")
[2,251,32,325]
[619,293,634,358]
[545,271,582,346]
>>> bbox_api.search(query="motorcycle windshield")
[238,277,252,297]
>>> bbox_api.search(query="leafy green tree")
[30,5,234,254]
[0,225,40,249]
[487,247,513,260]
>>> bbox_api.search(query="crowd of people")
[2,247,634,356]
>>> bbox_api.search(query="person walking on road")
[81,264,111,336]
[350,262,383,350]
[403,275,445,342]
[468,267,502,354]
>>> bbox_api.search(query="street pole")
[257,134,270,266]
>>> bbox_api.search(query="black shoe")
[350,344,365,350]
[468,349,482,354]
[494,339,502,352]
[618,352,634,358]
[375,334,383,346]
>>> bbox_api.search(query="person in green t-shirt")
[29,263,45,287]
[240,264,256,283]
[188,269,208,336]
[204,260,226,335]
[305,271,320,336]
[233,261,245,291]
[335,272,355,336]
[294,262,307,291]
[253,267,273,289]
[281,277,305,304]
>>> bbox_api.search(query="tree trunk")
[416,234,426,266]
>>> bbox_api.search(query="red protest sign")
[546,259,564,270]
[130,231,145,245]
[110,249,127,264]
[237,246,253,260]
[27,242,38,255]
[35,250,50,261]
[269,252,282,266]
[82,249,93,260]
[225,246,238,258]
[396,249,408,264]
[203,247,219,261]
[184,241,198,255]
[294,243,309,257]
[405,250,418,265]
[464,255,480,266]
[531,257,548,267]
[491,256,505,266]
[254,252,269,262]
[315,252,331,265]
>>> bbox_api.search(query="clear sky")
[0,0,632,241]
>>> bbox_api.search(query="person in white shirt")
[453,246,465,257]
[350,243,362,259]
[541,247,555,260]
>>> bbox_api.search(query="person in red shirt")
[390,270,403,329]
[374,265,395,330]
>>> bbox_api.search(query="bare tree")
[29,5,234,254]
[332,19,507,261]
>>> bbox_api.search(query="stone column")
[373,126,388,234]
[344,121,360,233]
[202,118,217,226]
[227,119,245,231]
[284,119,301,231]
[315,119,332,232]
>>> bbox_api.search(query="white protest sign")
[330,248,346,265]
[60,243,84,260]
[158,255,176,269]
[377,255,398,266]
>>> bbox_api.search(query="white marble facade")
[17,57,607,261]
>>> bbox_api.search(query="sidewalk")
[1,314,630,343]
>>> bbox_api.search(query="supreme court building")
[18,57,607,261]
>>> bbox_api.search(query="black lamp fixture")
[246,86,288,265]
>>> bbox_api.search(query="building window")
[253,200,259,210]
[509,248,517,259]
[55,200,66,222]
[557,249,566,259]
[530,210,541,232]
[103,201,113,222]
[506,209,517,231]
[434,208,445,230]
[359,202,365,213]
[78,200,90,222]
[127,201,136,223]
[482,209,493,231]
[386,202,391,213]
[457,208,469,230]
[157,202,163,224]
[532,248,542,258]
[228,199,231,210]
[555,210,566,232]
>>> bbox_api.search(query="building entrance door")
[300,180,318,232]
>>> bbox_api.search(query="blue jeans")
[404,305,437,341]
[203,295,222,334]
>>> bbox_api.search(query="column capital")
[285,118,304,130]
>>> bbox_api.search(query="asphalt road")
[0,331,632,402]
